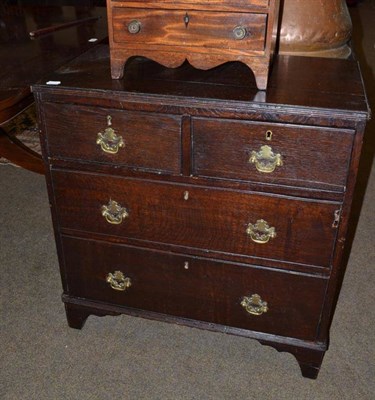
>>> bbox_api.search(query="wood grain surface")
[192,117,354,191]
[43,102,182,174]
[33,45,370,380]
[52,169,340,268]
[113,8,267,51]
[62,235,328,341]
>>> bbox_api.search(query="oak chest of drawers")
[33,45,369,379]
[106,0,280,89]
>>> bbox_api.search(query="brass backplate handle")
[101,199,129,225]
[96,115,125,154]
[106,271,132,291]
[241,294,268,316]
[249,145,283,173]
[246,219,276,244]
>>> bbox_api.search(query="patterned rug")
[0,104,41,166]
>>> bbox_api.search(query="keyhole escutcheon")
[184,13,190,28]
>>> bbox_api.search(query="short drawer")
[192,118,354,191]
[53,170,340,268]
[62,236,327,341]
[112,8,267,52]
[42,103,182,174]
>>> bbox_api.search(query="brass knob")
[96,115,124,154]
[233,26,247,40]
[101,200,129,225]
[249,145,283,173]
[246,219,276,244]
[106,271,132,291]
[128,20,141,34]
[241,294,268,316]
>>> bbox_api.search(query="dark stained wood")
[29,16,100,38]
[0,127,45,174]
[32,45,368,118]
[52,169,340,268]
[64,303,120,330]
[48,156,346,203]
[43,102,182,174]
[0,4,108,173]
[257,339,326,379]
[64,303,91,329]
[181,115,192,176]
[0,90,34,125]
[0,5,107,95]
[192,118,354,192]
[317,120,369,342]
[106,0,280,89]
[62,235,328,340]
[33,48,370,379]
[63,292,327,378]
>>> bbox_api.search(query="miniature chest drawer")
[112,8,267,53]
[192,118,354,191]
[106,1,280,89]
[62,235,328,341]
[52,169,340,268]
[42,103,182,174]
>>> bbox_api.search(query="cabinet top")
[33,45,370,120]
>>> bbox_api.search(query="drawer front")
[62,236,327,341]
[192,118,354,191]
[112,8,267,52]
[53,170,340,268]
[43,103,182,174]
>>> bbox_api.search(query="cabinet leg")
[110,58,126,80]
[245,61,269,91]
[64,301,121,329]
[298,362,321,379]
[290,347,325,379]
[258,340,326,379]
[64,304,91,330]
[253,72,268,91]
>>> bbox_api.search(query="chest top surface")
[33,45,369,121]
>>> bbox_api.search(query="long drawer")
[42,103,182,174]
[62,236,327,341]
[53,170,340,268]
[112,8,267,52]
[192,118,354,192]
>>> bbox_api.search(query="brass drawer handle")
[106,271,132,291]
[233,26,247,40]
[128,20,141,34]
[96,116,125,154]
[241,294,268,316]
[246,219,276,244]
[249,145,283,173]
[101,200,129,225]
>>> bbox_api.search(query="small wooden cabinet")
[33,46,369,379]
[106,0,280,89]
